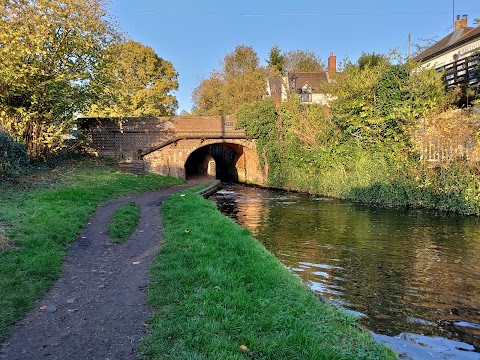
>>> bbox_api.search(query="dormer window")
[300,83,313,103]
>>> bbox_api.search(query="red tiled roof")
[415,26,480,63]
[287,71,330,94]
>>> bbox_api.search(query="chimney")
[455,14,468,29]
[328,52,336,78]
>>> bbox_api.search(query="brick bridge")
[79,115,267,185]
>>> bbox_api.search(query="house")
[265,52,338,105]
[415,15,480,89]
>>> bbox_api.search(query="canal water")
[210,184,480,359]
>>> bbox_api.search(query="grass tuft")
[142,191,398,359]
[108,202,141,244]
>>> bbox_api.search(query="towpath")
[0,182,203,360]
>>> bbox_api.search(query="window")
[300,83,312,103]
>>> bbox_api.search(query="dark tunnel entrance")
[184,144,240,181]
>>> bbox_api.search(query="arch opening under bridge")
[182,140,263,183]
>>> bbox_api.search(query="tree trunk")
[24,119,44,159]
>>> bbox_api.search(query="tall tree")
[266,45,285,75]
[330,54,448,146]
[284,49,325,72]
[192,74,226,116]
[0,0,119,158]
[223,45,259,80]
[192,45,265,115]
[86,40,178,117]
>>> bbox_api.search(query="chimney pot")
[455,14,468,29]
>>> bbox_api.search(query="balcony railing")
[440,53,480,89]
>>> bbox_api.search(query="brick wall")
[78,115,245,160]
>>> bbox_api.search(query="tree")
[85,40,178,117]
[0,0,119,158]
[357,52,389,70]
[266,45,285,75]
[284,49,325,72]
[223,45,259,80]
[192,74,226,116]
[330,53,449,147]
[179,110,192,116]
[412,36,438,58]
[236,98,280,167]
[192,45,265,115]
[330,56,391,144]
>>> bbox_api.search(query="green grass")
[0,158,184,341]
[141,190,398,359]
[108,202,141,243]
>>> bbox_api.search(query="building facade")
[415,15,480,89]
[265,52,337,105]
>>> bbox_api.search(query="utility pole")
[408,33,411,58]
[453,0,455,29]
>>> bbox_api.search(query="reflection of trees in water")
[259,200,417,335]
[405,220,480,346]
[214,185,480,348]
[212,185,269,235]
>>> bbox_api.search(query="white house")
[415,15,480,88]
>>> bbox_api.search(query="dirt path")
[0,183,193,360]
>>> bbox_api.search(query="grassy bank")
[0,158,184,340]
[142,191,397,359]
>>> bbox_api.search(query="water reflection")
[211,184,480,359]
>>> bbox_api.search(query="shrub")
[0,130,29,177]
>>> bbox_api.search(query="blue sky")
[109,0,479,114]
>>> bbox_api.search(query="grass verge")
[0,158,184,341]
[142,190,398,359]
[108,202,141,243]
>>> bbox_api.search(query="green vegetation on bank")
[0,159,184,340]
[141,190,397,359]
[237,54,480,215]
[108,202,141,243]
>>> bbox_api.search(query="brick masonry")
[78,116,267,185]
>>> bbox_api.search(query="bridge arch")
[143,138,266,185]
[78,115,268,186]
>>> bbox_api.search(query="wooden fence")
[415,110,480,163]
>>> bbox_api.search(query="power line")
[114,9,453,17]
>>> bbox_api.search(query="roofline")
[418,30,480,63]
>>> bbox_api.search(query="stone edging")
[196,180,222,198]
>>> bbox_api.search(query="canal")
[210,184,480,359]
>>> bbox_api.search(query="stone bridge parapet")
[79,115,267,185]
